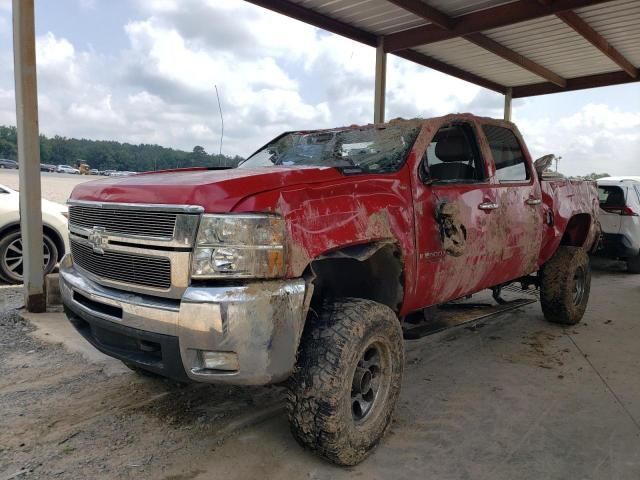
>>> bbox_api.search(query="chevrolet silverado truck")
[60,114,599,465]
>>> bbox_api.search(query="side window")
[482,125,529,182]
[422,123,485,183]
[635,185,640,204]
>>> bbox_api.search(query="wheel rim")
[573,266,586,306]
[2,237,51,281]
[351,340,391,423]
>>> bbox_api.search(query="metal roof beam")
[555,10,638,78]
[512,70,640,97]
[395,49,507,93]
[386,1,567,87]
[385,0,455,30]
[464,33,566,87]
[384,0,614,52]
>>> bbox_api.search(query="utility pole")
[13,0,46,312]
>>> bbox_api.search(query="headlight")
[191,214,286,279]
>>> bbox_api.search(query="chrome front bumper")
[59,255,307,385]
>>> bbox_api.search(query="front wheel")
[287,298,404,466]
[540,246,591,325]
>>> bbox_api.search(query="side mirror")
[534,154,555,177]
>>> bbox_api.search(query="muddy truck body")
[61,113,600,465]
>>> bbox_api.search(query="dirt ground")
[2,259,640,479]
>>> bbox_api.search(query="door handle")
[525,198,542,206]
[478,202,499,211]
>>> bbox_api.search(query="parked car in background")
[57,164,80,174]
[596,177,640,273]
[89,169,100,175]
[0,184,69,283]
[0,159,18,169]
[40,163,56,172]
[102,170,116,176]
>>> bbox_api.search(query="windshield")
[239,122,422,174]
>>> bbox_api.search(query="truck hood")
[69,166,344,212]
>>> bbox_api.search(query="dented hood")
[69,166,344,212]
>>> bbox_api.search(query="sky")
[0,0,638,176]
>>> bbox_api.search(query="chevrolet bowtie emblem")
[87,227,108,254]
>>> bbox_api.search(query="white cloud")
[78,0,96,9]
[517,103,640,176]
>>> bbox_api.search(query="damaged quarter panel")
[539,178,600,265]
[232,167,417,313]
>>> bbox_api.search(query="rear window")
[598,186,626,206]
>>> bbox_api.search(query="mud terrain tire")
[627,256,640,274]
[540,246,591,325]
[287,298,404,466]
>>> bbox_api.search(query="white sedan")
[0,184,69,283]
[57,164,80,174]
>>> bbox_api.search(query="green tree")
[0,124,241,171]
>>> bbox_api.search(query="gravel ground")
[0,288,284,480]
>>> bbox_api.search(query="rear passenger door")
[482,124,543,280]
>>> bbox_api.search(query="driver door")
[411,120,502,307]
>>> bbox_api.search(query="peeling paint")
[437,201,467,257]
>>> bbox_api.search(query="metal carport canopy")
[244,0,639,108]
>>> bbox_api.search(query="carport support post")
[13,0,45,312]
[374,37,386,124]
[504,87,513,122]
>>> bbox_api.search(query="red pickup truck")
[60,114,599,465]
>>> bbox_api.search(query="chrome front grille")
[71,239,172,290]
[69,205,178,238]
[67,201,201,297]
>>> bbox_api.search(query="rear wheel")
[287,298,404,466]
[627,256,640,274]
[0,230,58,284]
[540,246,591,325]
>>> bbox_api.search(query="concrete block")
[45,272,62,307]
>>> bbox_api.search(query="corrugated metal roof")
[297,0,427,35]
[249,0,640,96]
[577,0,640,65]
[484,15,622,82]
[415,38,544,86]
[428,0,516,18]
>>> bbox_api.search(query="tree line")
[0,125,242,171]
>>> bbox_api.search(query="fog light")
[199,351,239,371]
